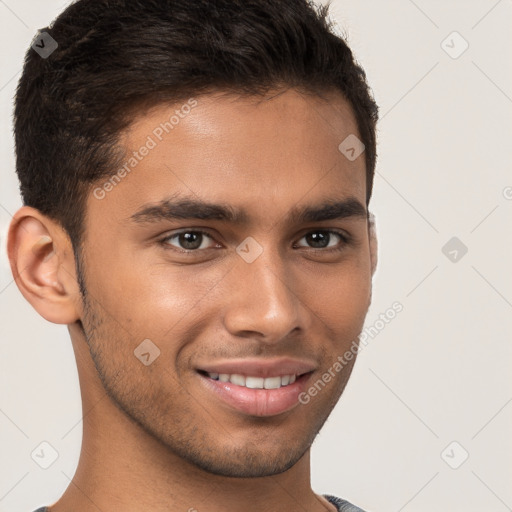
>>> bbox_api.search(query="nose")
[222,248,310,343]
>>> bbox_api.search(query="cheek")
[306,259,372,338]
[89,254,227,340]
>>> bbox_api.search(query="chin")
[164,432,312,478]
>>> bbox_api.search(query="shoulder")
[323,494,369,512]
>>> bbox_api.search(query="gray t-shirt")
[32,495,366,511]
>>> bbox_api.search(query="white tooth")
[245,376,264,389]
[219,373,230,382]
[281,375,290,386]
[208,372,219,379]
[264,376,282,389]
[230,374,246,386]
[289,374,296,384]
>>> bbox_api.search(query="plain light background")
[1,1,511,511]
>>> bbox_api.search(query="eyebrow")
[130,194,367,226]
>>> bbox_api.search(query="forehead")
[88,88,366,227]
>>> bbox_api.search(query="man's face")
[78,88,373,478]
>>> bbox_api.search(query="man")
[8,0,378,510]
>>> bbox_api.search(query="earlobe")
[7,206,81,324]
[368,212,378,276]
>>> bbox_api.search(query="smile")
[203,371,298,389]
[197,370,314,417]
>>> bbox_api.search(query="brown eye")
[161,230,218,251]
[295,230,348,250]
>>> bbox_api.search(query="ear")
[368,212,378,276]
[7,206,82,324]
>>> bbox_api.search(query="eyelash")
[158,229,351,254]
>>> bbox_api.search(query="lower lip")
[197,372,312,417]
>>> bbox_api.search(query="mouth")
[195,361,315,417]
[198,370,303,390]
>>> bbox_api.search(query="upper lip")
[196,357,316,378]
